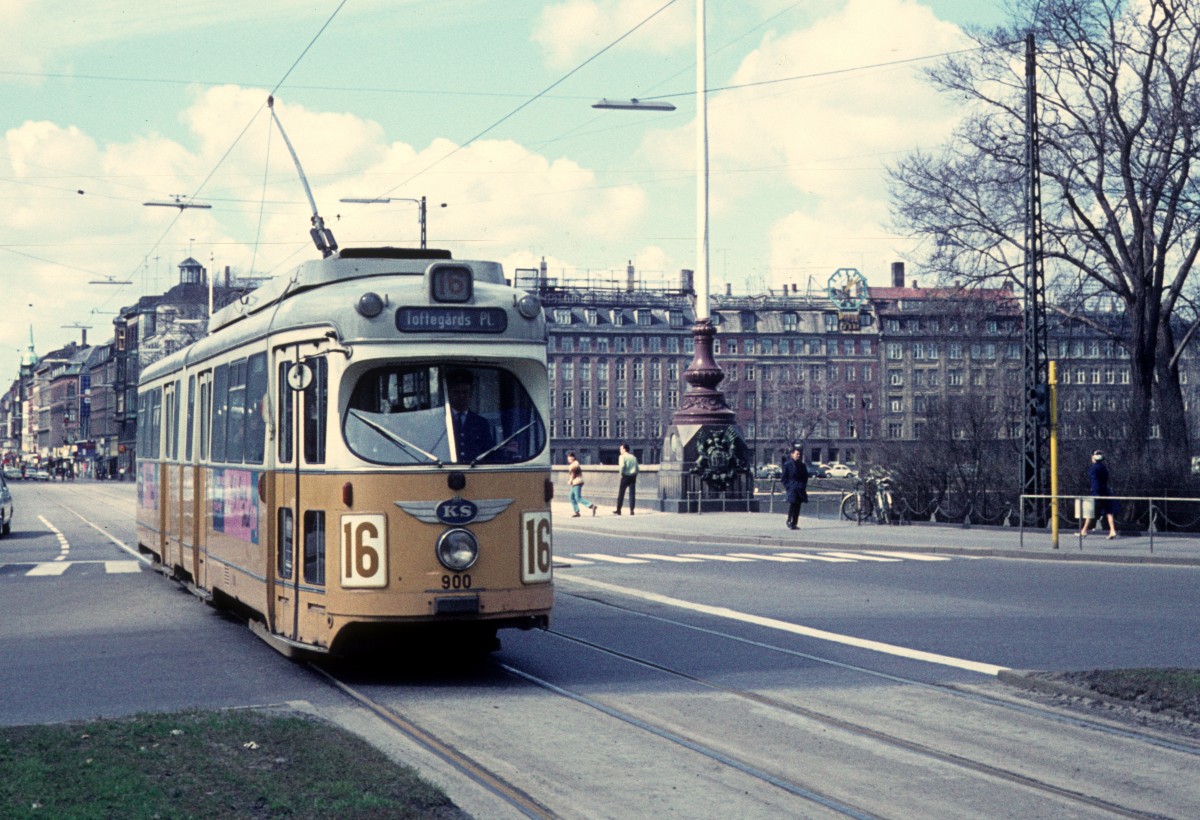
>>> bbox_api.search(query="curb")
[552,520,1200,567]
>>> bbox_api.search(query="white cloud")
[532,0,691,69]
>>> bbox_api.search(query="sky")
[0,0,1012,383]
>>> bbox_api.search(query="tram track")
[549,589,1200,818]
[543,626,1164,819]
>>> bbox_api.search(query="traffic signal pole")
[1050,361,1059,548]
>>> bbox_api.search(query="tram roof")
[209,247,505,334]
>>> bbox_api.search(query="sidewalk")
[551,500,1200,566]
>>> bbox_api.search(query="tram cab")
[136,248,553,656]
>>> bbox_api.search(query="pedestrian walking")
[781,447,809,530]
[1079,449,1118,539]
[613,443,639,515]
[565,451,598,517]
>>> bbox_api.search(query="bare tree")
[889,0,1200,476]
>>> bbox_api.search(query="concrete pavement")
[551,498,1200,566]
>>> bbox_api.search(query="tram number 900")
[341,514,388,588]
[521,512,552,584]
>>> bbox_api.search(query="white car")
[825,463,856,478]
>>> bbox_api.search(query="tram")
[135,247,554,657]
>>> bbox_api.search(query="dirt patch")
[1010,668,1200,740]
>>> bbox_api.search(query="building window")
[586,308,598,325]
[824,314,838,332]
[887,343,903,360]
[632,336,644,353]
[783,313,798,331]
[554,309,572,324]
[636,309,652,326]
[888,422,904,438]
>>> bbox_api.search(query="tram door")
[271,348,329,644]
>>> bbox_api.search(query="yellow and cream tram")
[135,248,553,656]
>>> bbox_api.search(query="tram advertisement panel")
[138,463,159,510]
[211,468,259,543]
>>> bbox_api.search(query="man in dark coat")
[446,370,495,462]
[781,447,809,530]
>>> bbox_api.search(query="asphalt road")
[4,480,1200,817]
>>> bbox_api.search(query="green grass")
[0,710,463,819]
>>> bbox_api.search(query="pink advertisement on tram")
[211,468,259,544]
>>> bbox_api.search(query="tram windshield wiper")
[471,421,536,467]
[348,410,443,465]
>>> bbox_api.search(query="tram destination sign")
[395,306,508,333]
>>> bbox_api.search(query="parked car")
[825,463,856,479]
[807,463,828,478]
[756,463,782,479]
[0,473,12,537]
[2,466,20,481]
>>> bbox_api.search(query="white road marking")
[555,558,595,566]
[727,553,806,562]
[59,504,149,564]
[677,553,756,562]
[627,554,705,562]
[775,552,856,563]
[820,551,902,562]
[38,515,70,560]
[27,562,71,576]
[105,561,143,574]
[863,551,952,562]
[557,574,1008,676]
[573,553,651,565]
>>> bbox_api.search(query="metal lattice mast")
[1022,32,1050,503]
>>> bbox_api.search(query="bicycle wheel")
[840,493,861,521]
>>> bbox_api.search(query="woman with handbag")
[566,451,599,517]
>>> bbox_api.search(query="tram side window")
[199,375,210,461]
[244,353,267,464]
[277,508,293,580]
[278,362,294,463]
[211,364,229,462]
[144,387,162,460]
[226,359,247,463]
[304,357,328,464]
[304,511,325,585]
[136,392,147,457]
[186,375,195,461]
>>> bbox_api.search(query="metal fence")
[1020,493,1200,552]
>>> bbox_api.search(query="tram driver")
[446,369,495,462]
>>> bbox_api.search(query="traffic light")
[1032,384,1049,425]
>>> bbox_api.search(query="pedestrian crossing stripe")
[2,561,144,577]
[677,553,755,562]
[863,550,953,561]
[573,553,650,564]
[819,551,903,562]
[626,553,705,562]
[726,553,805,562]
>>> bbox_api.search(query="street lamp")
[339,196,446,249]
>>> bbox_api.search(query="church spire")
[22,325,36,367]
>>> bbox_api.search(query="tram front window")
[344,364,546,465]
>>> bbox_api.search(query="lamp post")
[596,0,743,511]
[339,196,445,249]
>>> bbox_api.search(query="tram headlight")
[436,528,479,571]
[516,293,541,319]
[356,291,385,318]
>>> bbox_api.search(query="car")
[756,464,782,479]
[2,466,20,480]
[825,463,856,479]
[807,463,828,478]
[0,474,12,537]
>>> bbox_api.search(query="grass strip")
[0,709,464,819]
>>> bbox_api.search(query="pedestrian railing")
[1019,493,1200,552]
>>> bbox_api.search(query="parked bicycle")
[840,473,896,524]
